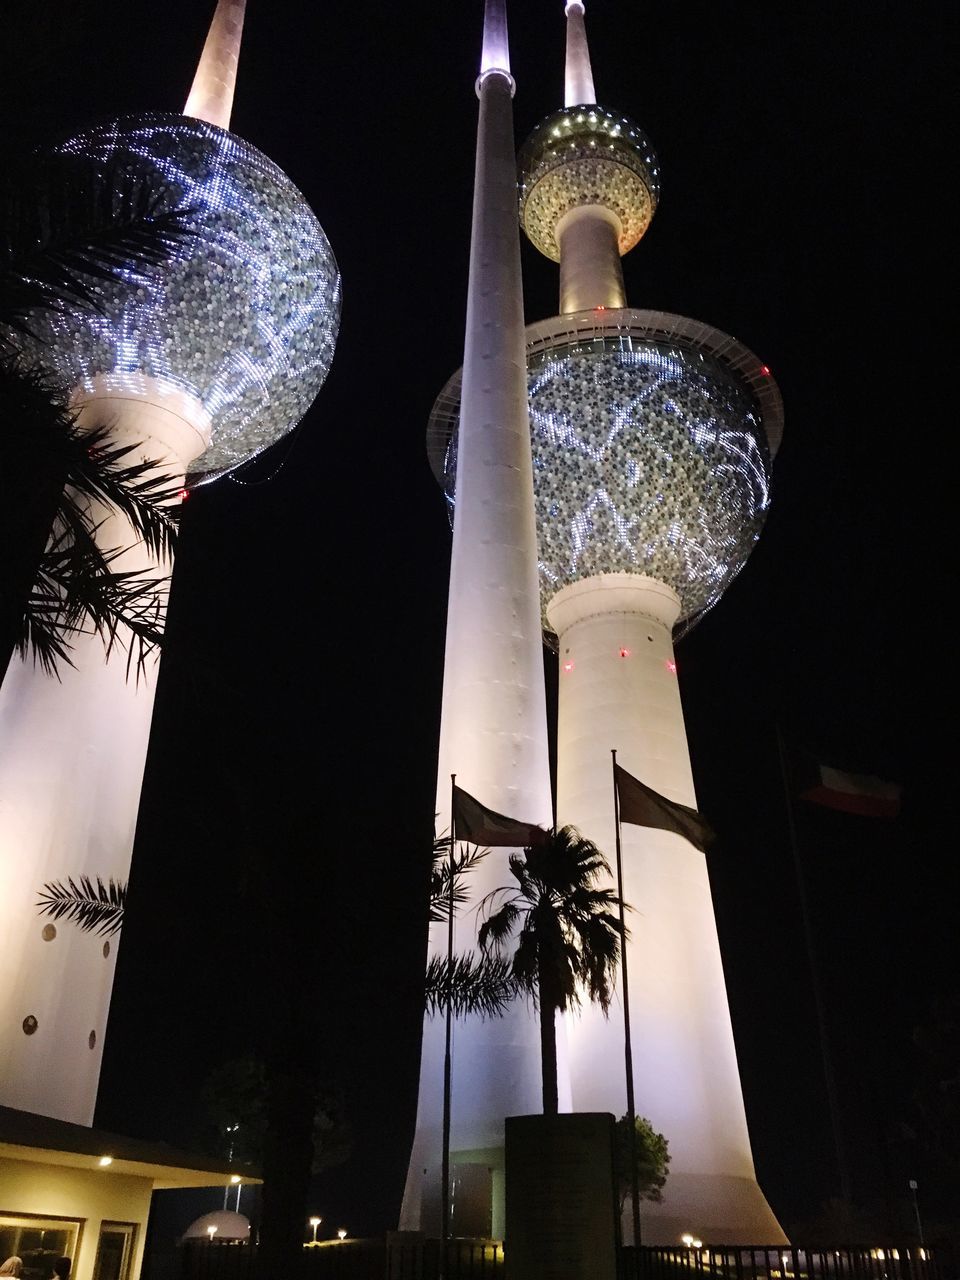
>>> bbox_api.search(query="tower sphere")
[519,107,660,262]
[15,114,341,484]
[428,309,782,636]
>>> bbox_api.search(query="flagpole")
[440,773,456,1278]
[775,726,852,1207]
[612,750,642,1252]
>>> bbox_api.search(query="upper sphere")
[16,114,341,483]
[519,106,660,262]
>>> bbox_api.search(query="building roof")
[0,1105,260,1191]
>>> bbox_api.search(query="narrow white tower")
[0,0,340,1123]
[428,1,786,1246]
[401,0,555,1241]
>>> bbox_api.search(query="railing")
[178,1240,941,1280]
[178,1236,504,1280]
[302,1238,503,1280]
[628,1245,946,1280]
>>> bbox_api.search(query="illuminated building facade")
[0,0,340,1123]
[401,0,555,1241]
[427,0,785,1245]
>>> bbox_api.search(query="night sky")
[3,0,953,1249]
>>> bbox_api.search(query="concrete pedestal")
[505,1113,619,1280]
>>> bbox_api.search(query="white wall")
[0,1156,152,1280]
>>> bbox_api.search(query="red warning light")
[666,659,677,673]
[177,488,190,502]
[619,647,630,658]
[594,305,606,312]
[760,364,771,377]
[562,661,575,673]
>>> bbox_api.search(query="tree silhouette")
[479,826,623,1114]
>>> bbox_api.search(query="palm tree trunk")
[537,956,559,1116]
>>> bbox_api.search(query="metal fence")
[629,1245,946,1280]
[179,1240,942,1280]
[179,1237,504,1280]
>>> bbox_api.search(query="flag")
[798,761,901,818]
[451,785,548,848]
[614,764,715,853]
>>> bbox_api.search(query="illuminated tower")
[428,1,786,1245]
[0,0,340,1124]
[401,0,555,1241]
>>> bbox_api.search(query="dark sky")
[5,0,953,1248]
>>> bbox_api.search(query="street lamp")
[206,1226,218,1243]
[223,1125,240,1209]
[909,1179,925,1248]
[309,1216,322,1244]
[337,1229,347,1241]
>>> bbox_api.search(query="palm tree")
[0,147,193,678]
[479,826,624,1115]
[425,835,517,1019]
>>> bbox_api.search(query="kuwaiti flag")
[799,761,902,818]
[614,764,715,853]
[451,785,549,848]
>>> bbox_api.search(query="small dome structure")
[181,1210,250,1243]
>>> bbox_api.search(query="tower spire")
[184,0,246,129]
[480,0,514,88]
[564,1,596,107]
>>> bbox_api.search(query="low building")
[0,1106,258,1280]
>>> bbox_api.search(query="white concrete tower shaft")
[401,0,555,1239]
[542,0,786,1247]
[0,0,241,1124]
[0,388,209,1122]
[558,2,626,313]
[549,578,785,1243]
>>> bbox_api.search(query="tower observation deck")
[426,0,786,1247]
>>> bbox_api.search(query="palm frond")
[424,951,517,1020]
[1,149,195,338]
[19,525,169,681]
[482,826,626,1011]
[429,839,489,923]
[36,874,127,936]
[477,897,521,953]
[69,426,181,562]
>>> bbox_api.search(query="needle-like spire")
[184,0,246,129]
[402,0,556,1243]
[480,0,513,86]
[564,1,596,106]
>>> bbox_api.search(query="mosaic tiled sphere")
[16,114,341,483]
[519,107,660,262]
[428,311,782,636]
